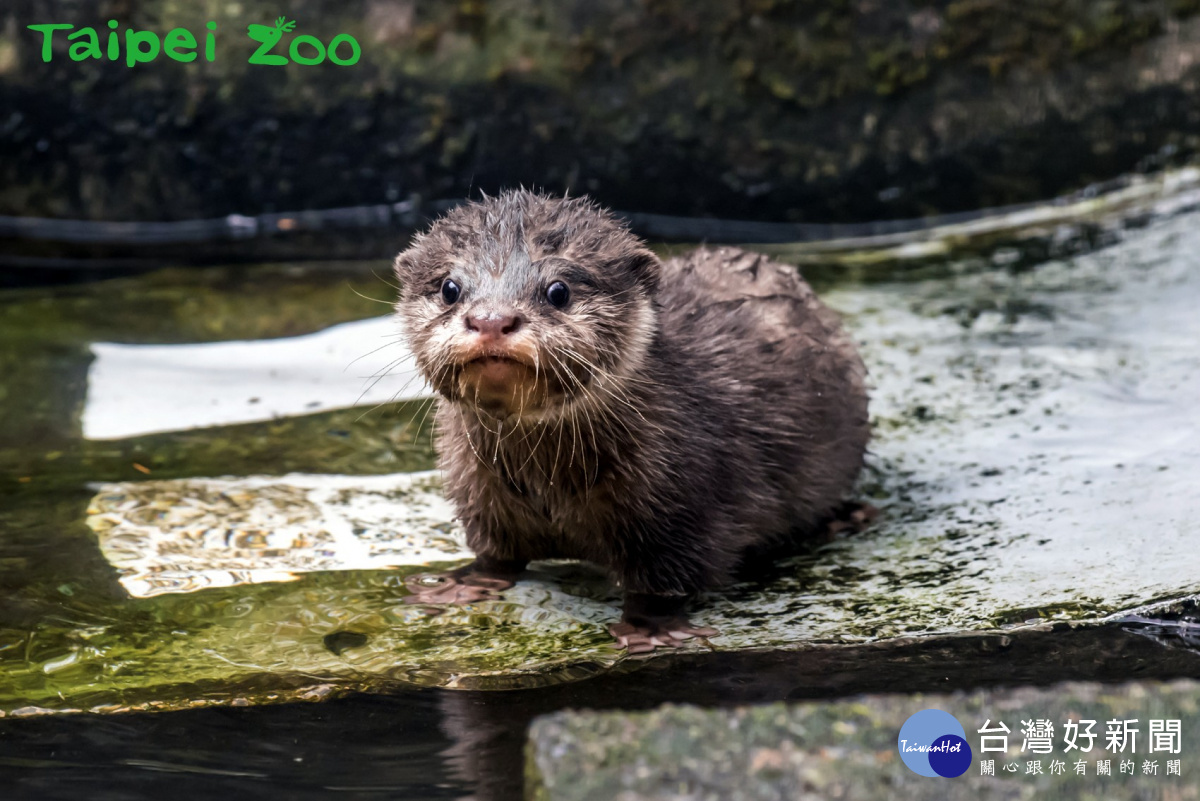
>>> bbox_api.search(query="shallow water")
[1,204,1199,796]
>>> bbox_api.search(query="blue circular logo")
[897,709,972,778]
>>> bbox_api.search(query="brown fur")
[393,190,869,600]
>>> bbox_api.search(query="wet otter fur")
[393,190,869,652]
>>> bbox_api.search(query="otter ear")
[392,250,414,281]
[625,247,662,295]
[392,249,422,295]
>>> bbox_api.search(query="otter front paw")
[402,556,526,609]
[608,618,718,655]
[402,571,514,607]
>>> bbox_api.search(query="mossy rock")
[6,0,1200,242]
[527,680,1200,800]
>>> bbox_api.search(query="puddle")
[1,200,1199,715]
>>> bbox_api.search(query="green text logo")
[27,16,361,67]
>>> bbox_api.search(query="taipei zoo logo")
[898,709,973,778]
[28,15,360,67]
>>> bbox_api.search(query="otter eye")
[546,281,570,309]
[441,278,461,305]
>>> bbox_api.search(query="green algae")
[0,565,622,716]
[0,262,392,347]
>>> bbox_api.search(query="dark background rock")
[3,0,1200,230]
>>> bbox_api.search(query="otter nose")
[465,312,524,339]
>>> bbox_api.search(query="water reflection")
[89,472,468,597]
[84,317,421,440]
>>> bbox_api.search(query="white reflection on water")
[83,316,426,440]
[88,471,469,598]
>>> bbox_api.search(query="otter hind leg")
[609,592,718,655]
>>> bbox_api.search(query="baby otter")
[393,190,870,653]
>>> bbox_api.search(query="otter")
[392,190,870,653]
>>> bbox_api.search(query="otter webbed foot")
[608,619,719,654]
[609,592,718,654]
[402,557,526,609]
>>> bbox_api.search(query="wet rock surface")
[1,195,1198,715]
[527,680,1200,800]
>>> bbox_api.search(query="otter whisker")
[515,415,552,478]
[351,353,412,407]
[345,336,406,371]
[347,284,400,306]
[453,403,490,470]
[559,353,605,488]
[559,346,655,429]
[370,268,403,292]
[353,360,434,423]
[545,349,600,491]
[408,396,438,449]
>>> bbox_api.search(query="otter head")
[393,190,661,421]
